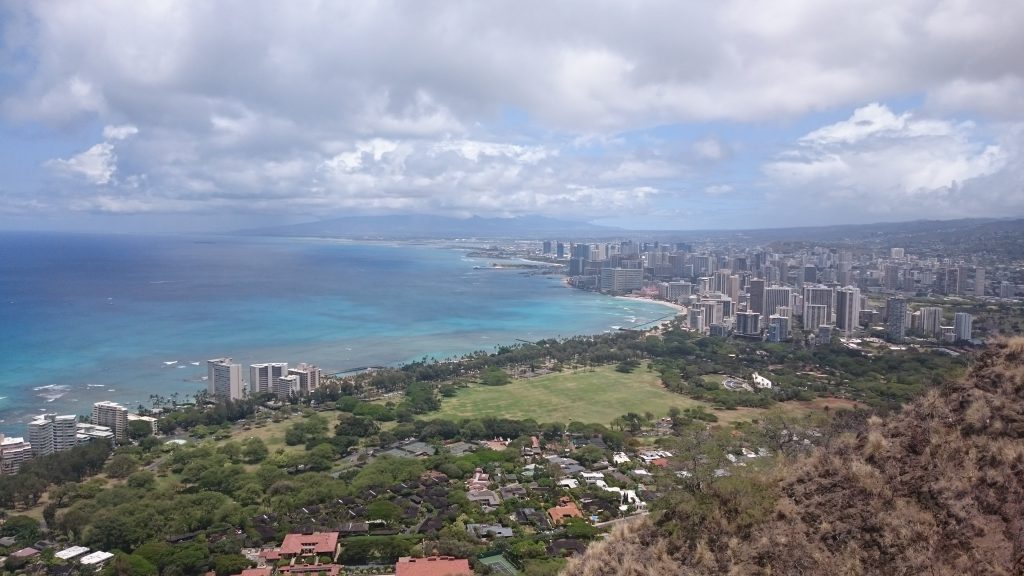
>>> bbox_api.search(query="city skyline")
[1,1,1022,233]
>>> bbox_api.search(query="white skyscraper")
[250,363,288,395]
[805,304,829,332]
[764,286,792,319]
[974,268,985,297]
[288,363,322,395]
[954,312,973,342]
[835,287,861,335]
[802,285,834,326]
[688,307,706,334]
[208,358,245,400]
[274,374,300,399]
[92,401,129,442]
[917,306,943,338]
[28,414,79,456]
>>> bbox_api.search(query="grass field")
[433,365,712,425]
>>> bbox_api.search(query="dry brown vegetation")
[565,339,1024,576]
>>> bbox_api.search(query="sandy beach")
[614,294,686,313]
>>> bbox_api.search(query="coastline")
[614,294,686,313]
[1,237,675,436]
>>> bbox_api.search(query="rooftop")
[80,551,114,565]
[55,546,90,560]
[395,556,473,576]
[279,532,338,556]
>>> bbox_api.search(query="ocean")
[0,232,674,435]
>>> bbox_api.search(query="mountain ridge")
[564,339,1024,575]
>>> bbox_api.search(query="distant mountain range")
[238,215,1024,250]
[236,214,620,239]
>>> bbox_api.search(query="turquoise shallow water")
[0,232,674,434]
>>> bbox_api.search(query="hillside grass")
[434,365,715,425]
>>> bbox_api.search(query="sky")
[0,0,1022,233]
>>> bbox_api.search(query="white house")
[752,372,773,389]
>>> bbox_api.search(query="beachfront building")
[0,434,33,475]
[288,363,322,395]
[28,413,78,456]
[600,267,643,294]
[208,358,245,400]
[76,423,115,444]
[250,362,288,395]
[274,374,300,400]
[127,413,159,435]
[92,401,129,442]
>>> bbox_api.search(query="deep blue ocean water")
[0,232,674,434]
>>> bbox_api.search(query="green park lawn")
[433,365,711,425]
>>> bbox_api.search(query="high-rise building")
[917,306,943,338]
[694,255,713,276]
[600,268,643,294]
[699,300,724,326]
[954,312,973,342]
[802,265,817,285]
[288,363,322,395]
[726,274,741,303]
[768,314,791,342]
[688,307,705,334]
[802,285,834,326]
[941,268,962,295]
[555,242,565,258]
[804,304,829,332]
[886,297,908,342]
[764,286,792,319]
[28,414,78,456]
[208,358,245,400]
[1000,281,1015,299]
[542,241,552,254]
[92,401,129,442]
[736,311,761,336]
[274,374,300,399]
[890,247,904,259]
[835,287,861,335]
[250,363,288,395]
[883,264,901,291]
[747,279,765,315]
[974,268,985,297]
[0,434,33,475]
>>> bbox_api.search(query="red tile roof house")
[234,569,272,576]
[276,532,340,563]
[547,497,584,525]
[395,556,473,576]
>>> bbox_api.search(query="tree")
[105,453,139,479]
[127,470,156,489]
[241,437,269,463]
[366,500,403,524]
[480,367,511,386]
[127,420,154,441]
[1,515,40,544]
[212,554,251,576]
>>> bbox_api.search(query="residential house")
[278,532,339,560]
[395,556,472,576]
[548,497,583,525]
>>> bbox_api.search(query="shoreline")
[1,266,674,437]
[614,294,686,313]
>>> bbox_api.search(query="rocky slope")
[565,339,1024,575]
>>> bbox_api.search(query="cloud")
[102,124,138,140]
[704,184,733,195]
[3,2,1024,225]
[45,123,139,185]
[693,138,725,161]
[46,142,118,185]
[763,103,1019,221]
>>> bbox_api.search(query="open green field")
[433,365,712,425]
